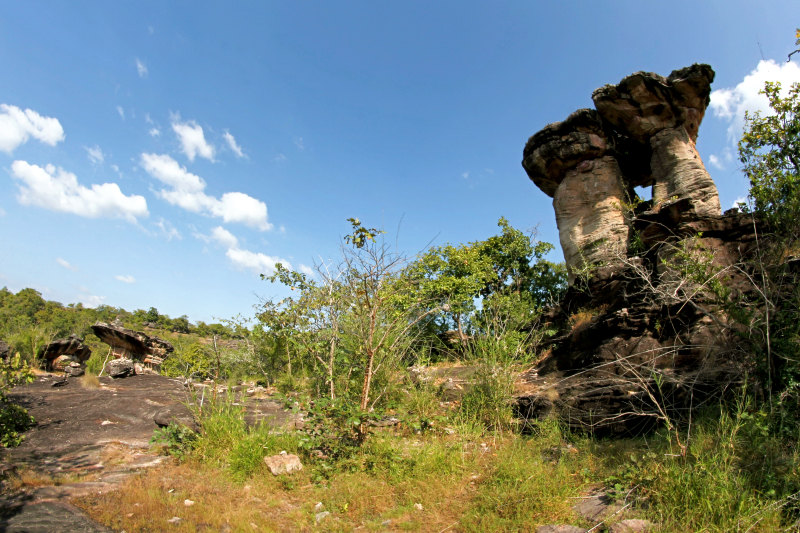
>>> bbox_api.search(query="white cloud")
[294,136,304,151]
[273,153,287,163]
[214,192,271,230]
[708,154,723,170]
[0,207,6,216]
[115,274,136,284]
[56,257,77,271]
[85,145,104,165]
[149,127,161,137]
[710,59,800,145]
[299,264,314,277]
[226,247,289,276]
[10,160,148,222]
[171,117,215,162]
[0,104,65,153]
[145,113,153,124]
[210,225,239,248]
[79,291,105,308]
[202,225,289,275]
[155,218,181,241]
[731,196,750,210]
[116,106,125,119]
[136,58,148,78]
[140,153,271,230]
[223,130,245,158]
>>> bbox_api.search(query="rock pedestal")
[523,64,721,278]
[518,65,755,434]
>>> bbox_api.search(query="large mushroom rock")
[522,109,630,274]
[38,335,92,371]
[592,64,721,217]
[90,322,173,366]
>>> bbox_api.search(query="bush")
[0,353,35,447]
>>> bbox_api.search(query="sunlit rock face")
[593,64,721,217]
[523,64,721,278]
[523,110,630,276]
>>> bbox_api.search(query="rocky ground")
[0,373,298,532]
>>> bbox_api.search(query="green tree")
[739,80,800,239]
[738,77,800,428]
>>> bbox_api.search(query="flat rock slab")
[1,373,299,531]
[0,499,112,532]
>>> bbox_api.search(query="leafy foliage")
[0,353,35,447]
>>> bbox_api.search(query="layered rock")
[518,65,752,433]
[522,64,721,277]
[593,65,720,217]
[38,335,92,371]
[523,110,630,274]
[91,322,173,369]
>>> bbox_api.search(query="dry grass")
[78,373,101,388]
[73,427,597,532]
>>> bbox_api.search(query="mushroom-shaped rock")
[39,335,92,371]
[91,322,173,367]
[523,109,630,275]
[592,64,720,217]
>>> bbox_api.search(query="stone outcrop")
[523,110,630,273]
[518,65,754,434]
[91,322,173,369]
[38,335,92,371]
[522,64,721,277]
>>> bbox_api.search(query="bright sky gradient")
[1,2,799,323]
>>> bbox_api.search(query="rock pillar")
[522,110,630,276]
[593,64,721,217]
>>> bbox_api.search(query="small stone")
[609,519,655,533]
[167,516,182,524]
[413,503,424,511]
[184,499,195,506]
[264,453,303,475]
[381,519,392,527]
[315,511,330,523]
[536,526,587,533]
[313,502,325,512]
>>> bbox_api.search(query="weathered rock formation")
[523,64,721,277]
[38,335,92,371]
[518,65,754,433]
[91,322,173,369]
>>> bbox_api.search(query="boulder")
[39,335,91,371]
[91,322,173,367]
[108,358,135,379]
[263,451,303,475]
[0,339,10,360]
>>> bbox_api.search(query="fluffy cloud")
[85,145,104,165]
[115,274,136,283]
[223,130,245,158]
[141,153,272,230]
[203,225,289,275]
[10,160,148,222]
[210,225,239,248]
[172,117,215,162]
[116,106,125,119]
[226,247,288,275]
[149,127,161,137]
[0,104,65,153]
[710,60,800,145]
[136,58,148,78]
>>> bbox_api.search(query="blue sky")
[1,2,799,324]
